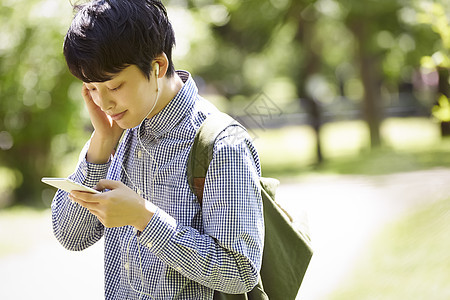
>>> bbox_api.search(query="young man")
[51,0,264,299]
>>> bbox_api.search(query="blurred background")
[0,0,449,299]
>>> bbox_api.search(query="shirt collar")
[139,70,197,139]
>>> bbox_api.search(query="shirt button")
[137,189,142,196]
[175,266,182,272]
[147,242,153,248]
[124,263,130,270]
[137,150,142,158]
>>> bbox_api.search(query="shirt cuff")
[138,208,177,255]
[69,153,111,188]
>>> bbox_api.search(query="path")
[1,168,449,299]
[279,168,450,299]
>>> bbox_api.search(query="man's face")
[84,65,157,129]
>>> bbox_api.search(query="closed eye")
[110,83,123,91]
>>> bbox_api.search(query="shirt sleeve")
[138,129,264,293]
[51,140,109,251]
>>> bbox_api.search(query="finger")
[70,190,101,203]
[82,84,96,107]
[77,203,109,228]
[84,204,104,221]
[82,84,110,123]
[95,179,124,191]
[68,194,97,211]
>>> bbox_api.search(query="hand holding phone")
[41,177,101,194]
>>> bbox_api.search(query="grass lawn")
[253,117,450,299]
[330,196,450,300]
[253,117,450,177]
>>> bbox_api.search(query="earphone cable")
[121,69,160,299]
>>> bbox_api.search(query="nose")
[92,89,115,112]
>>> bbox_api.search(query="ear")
[152,53,169,79]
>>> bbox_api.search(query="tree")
[182,0,447,152]
[416,0,450,136]
[0,0,85,206]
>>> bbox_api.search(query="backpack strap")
[187,112,242,204]
[187,112,312,299]
[187,113,270,299]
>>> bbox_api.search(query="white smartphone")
[41,177,101,194]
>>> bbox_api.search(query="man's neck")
[148,73,184,119]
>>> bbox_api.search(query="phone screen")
[41,177,101,194]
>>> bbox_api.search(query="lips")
[110,111,126,121]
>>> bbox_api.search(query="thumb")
[95,179,123,191]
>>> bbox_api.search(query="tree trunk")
[437,67,449,98]
[438,67,450,137]
[440,121,450,137]
[360,55,382,148]
[293,15,324,164]
[350,20,382,149]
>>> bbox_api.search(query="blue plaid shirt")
[51,71,264,299]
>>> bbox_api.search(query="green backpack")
[187,112,313,300]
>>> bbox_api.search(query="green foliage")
[414,0,450,81]
[432,94,450,122]
[181,0,445,121]
[1,0,449,207]
[182,0,298,97]
[0,0,86,207]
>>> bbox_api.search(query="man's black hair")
[63,0,176,82]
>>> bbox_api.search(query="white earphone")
[122,62,162,299]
